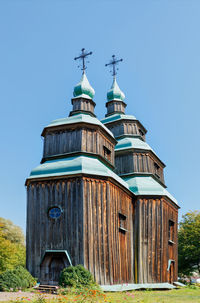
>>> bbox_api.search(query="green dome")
[73,72,95,99]
[107,77,125,102]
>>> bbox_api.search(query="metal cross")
[105,55,123,77]
[74,48,93,72]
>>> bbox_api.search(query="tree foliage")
[178,211,200,276]
[0,217,25,245]
[0,218,25,274]
[0,266,36,291]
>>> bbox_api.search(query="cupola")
[73,72,95,100]
[107,76,125,102]
[105,55,127,116]
[70,48,96,117]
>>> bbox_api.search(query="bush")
[0,266,36,291]
[59,265,98,289]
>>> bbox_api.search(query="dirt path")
[0,292,56,302]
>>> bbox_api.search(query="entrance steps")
[34,284,59,294]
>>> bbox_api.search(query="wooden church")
[26,49,179,288]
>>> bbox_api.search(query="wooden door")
[169,261,174,284]
[49,257,65,285]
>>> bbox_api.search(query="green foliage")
[32,294,46,303]
[0,266,36,291]
[178,211,200,276]
[0,218,25,274]
[59,265,98,289]
[0,217,25,245]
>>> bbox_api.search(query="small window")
[168,220,175,242]
[118,213,127,233]
[103,146,111,162]
[48,207,62,219]
[154,162,160,178]
[139,129,144,136]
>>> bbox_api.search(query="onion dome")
[107,77,125,102]
[73,72,95,100]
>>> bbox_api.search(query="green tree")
[178,211,200,276]
[0,218,25,245]
[0,218,25,274]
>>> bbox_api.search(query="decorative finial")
[74,48,93,72]
[105,55,123,77]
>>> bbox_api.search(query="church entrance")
[40,250,72,285]
[167,259,175,284]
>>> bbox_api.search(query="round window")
[48,207,62,219]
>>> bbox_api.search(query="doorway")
[167,259,175,284]
[40,250,71,285]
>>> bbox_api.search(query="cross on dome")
[105,55,123,78]
[73,48,95,99]
[74,48,93,72]
[105,55,125,102]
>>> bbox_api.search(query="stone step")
[34,285,59,294]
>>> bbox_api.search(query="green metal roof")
[101,283,176,291]
[73,72,95,100]
[101,113,137,125]
[45,113,114,138]
[123,175,178,205]
[28,155,129,189]
[115,137,165,166]
[107,77,125,102]
[115,137,154,152]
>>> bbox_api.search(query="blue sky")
[0,0,199,232]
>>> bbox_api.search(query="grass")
[106,287,200,302]
[0,287,200,303]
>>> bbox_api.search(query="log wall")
[43,127,115,166]
[82,178,134,285]
[71,97,95,114]
[26,178,84,279]
[26,178,178,285]
[115,152,165,184]
[133,197,178,283]
[106,100,126,116]
[106,121,146,140]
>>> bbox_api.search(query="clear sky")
[0,0,199,232]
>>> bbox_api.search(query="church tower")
[26,49,135,286]
[102,55,179,284]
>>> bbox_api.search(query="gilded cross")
[105,55,123,77]
[74,48,93,72]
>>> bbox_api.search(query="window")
[168,220,175,243]
[103,146,111,162]
[154,162,160,178]
[139,129,144,137]
[118,212,127,233]
[48,207,62,219]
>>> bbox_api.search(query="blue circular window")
[48,207,62,219]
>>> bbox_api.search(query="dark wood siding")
[115,152,165,184]
[26,178,84,279]
[83,178,134,285]
[106,121,146,140]
[43,128,115,167]
[133,197,178,283]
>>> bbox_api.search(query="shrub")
[0,266,36,291]
[59,265,98,289]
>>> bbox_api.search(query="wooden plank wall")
[107,122,145,140]
[43,128,115,166]
[115,153,165,184]
[26,178,84,280]
[134,198,178,283]
[72,98,95,113]
[106,101,126,115]
[82,177,134,285]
